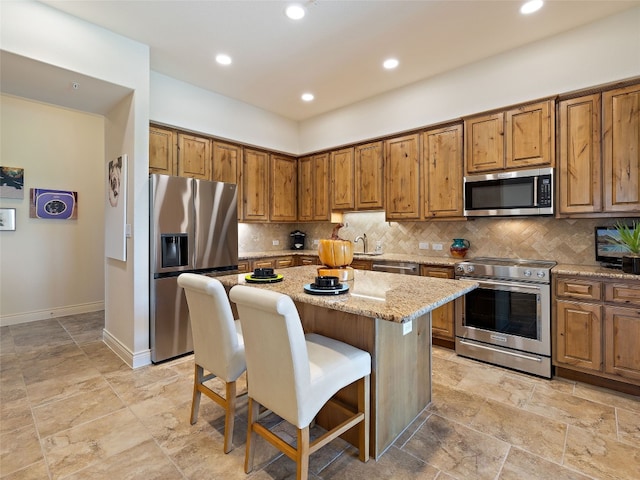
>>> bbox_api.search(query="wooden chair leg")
[223,381,237,454]
[296,425,310,480]
[190,364,203,425]
[245,397,260,474]
[358,375,370,462]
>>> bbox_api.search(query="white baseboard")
[102,328,151,369]
[0,302,105,327]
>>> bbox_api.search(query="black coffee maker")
[290,230,306,250]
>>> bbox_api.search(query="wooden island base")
[295,302,431,459]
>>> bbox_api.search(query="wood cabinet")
[420,265,455,343]
[464,99,554,174]
[350,259,372,270]
[297,255,319,266]
[237,260,250,273]
[241,148,270,222]
[178,133,211,180]
[384,134,421,220]
[249,256,295,270]
[422,124,464,219]
[554,274,640,389]
[355,141,384,210]
[149,125,177,175]
[558,83,640,217]
[330,147,355,210]
[557,94,602,215]
[270,154,297,222]
[212,141,241,184]
[603,84,640,213]
[298,153,330,222]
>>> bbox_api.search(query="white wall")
[0,95,105,322]
[150,72,299,154]
[1,0,151,367]
[299,7,640,154]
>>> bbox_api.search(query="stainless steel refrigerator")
[150,174,238,363]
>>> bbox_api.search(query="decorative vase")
[450,238,470,258]
[622,255,640,275]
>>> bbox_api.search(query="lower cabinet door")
[555,300,602,372]
[604,305,640,381]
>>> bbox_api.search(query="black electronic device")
[594,225,635,268]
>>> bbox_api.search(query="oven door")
[455,278,550,356]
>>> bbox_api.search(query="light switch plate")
[419,242,429,250]
[432,243,443,251]
[402,320,412,335]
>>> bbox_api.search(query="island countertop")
[214,265,478,323]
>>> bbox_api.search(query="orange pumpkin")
[318,238,354,268]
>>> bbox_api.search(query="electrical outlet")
[313,239,319,245]
[272,240,279,246]
[432,243,443,251]
[402,320,412,336]
[419,242,429,250]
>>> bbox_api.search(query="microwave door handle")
[533,175,539,206]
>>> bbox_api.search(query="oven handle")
[458,277,546,293]
[459,339,543,362]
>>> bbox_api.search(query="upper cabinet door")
[270,154,297,222]
[149,126,177,175]
[312,153,330,221]
[241,148,269,222]
[330,147,355,211]
[505,99,555,170]
[423,124,464,218]
[355,141,384,210]
[603,84,640,213]
[464,112,504,174]
[385,134,421,220]
[178,133,211,180]
[297,156,314,221]
[557,94,602,215]
[212,141,241,184]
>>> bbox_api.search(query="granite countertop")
[553,264,640,281]
[239,249,459,267]
[215,265,478,323]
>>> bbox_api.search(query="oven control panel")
[455,257,555,284]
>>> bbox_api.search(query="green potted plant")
[614,220,640,274]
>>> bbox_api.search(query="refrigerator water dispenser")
[161,234,189,267]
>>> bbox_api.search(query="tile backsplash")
[239,212,634,266]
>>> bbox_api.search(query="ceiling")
[5,1,640,120]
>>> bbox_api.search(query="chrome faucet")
[354,233,368,254]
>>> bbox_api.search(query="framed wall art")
[105,154,127,261]
[29,188,78,220]
[0,208,16,231]
[0,166,25,199]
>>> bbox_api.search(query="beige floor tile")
[0,326,16,355]
[61,439,183,480]
[427,383,485,425]
[431,356,467,387]
[41,408,153,479]
[80,341,130,374]
[573,382,640,414]
[9,320,74,353]
[24,370,110,408]
[617,407,640,446]
[104,363,181,404]
[498,447,592,480]
[403,414,510,480]
[470,399,567,463]
[0,460,50,480]
[564,424,640,480]
[525,387,618,438]
[0,396,35,434]
[320,445,440,480]
[32,384,125,437]
[455,364,535,409]
[0,424,43,477]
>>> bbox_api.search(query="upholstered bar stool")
[177,273,246,454]
[229,285,371,480]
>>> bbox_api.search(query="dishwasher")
[371,261,419,275]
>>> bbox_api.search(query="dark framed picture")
[0,208,16,231]
[0,166,24,199]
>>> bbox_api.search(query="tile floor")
[1,312,638,479]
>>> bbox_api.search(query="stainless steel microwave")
[464,167,554,217]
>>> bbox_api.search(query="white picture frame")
[105,154,127,261]
[0,208,16,231]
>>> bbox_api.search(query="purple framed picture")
[29,188,78,220]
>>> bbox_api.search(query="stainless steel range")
[454,257,556,378]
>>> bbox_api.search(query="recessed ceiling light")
[285,4,305,20]
[215,54,232,65]
[520,0,543,15]
[301,93,314,102]
[383,58,399,70]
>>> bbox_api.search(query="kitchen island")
[215,265,478,458]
